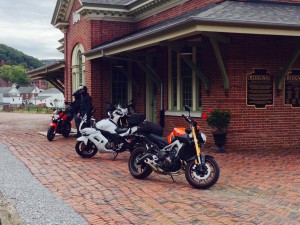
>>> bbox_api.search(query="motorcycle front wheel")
[185,156,220,189]
[62,121,71,138]
[75,141,98,158]
[47,126,55,141]
[128,147,153,179]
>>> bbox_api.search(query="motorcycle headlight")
[197,131,206,143]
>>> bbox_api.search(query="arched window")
[72,44,85,92]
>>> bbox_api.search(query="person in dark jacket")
[71,89,82,137]
[77,85,93,129]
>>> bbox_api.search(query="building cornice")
[52,0,75,33]
[52,0,188,28]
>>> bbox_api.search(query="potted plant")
[206,109,231,153]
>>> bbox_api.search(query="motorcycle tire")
[47,126,55,141]
[75,141,98,158]
[62,121,71,138]
[128,147,153,179]
[185,156,220,189]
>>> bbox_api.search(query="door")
[146,76,157,123]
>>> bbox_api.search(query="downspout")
[64,32,68,99]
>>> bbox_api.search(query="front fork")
[192,127,202,165]
[50,123,57,133]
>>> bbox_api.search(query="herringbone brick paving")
[0,113,299,225]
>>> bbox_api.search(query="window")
[111,65,128,106]
[71,44,85,93]
[168,47,202,112]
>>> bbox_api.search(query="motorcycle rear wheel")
[75,141,98,158]
[185,156,220,189]
[62,121,71,138]
[128,147,153,179]
[47,126,55,141]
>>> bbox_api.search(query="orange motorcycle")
[128,105,220,189]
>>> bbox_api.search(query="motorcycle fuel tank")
[95,118,118,133]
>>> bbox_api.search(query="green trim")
[168,45,210,90]
[209,38,229,90]
[136,62,161,87]
[277,44,300,90]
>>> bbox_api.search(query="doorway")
[146,76,157,123]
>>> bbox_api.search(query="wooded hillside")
[0,44,43,69]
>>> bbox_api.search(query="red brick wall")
[163,34,300,151]
[64,0,300,151]
[65,0,91,103]
[89,58,111,120]
[91,21,135,47]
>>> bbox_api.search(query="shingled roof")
[85,0,300,59]
[194,1,300,27]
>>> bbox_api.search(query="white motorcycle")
[75,101,145,159]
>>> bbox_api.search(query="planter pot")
[212,132,227,153]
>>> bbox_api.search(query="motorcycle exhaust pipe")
[98,149,116,153]
[144,158,166,173]
[137,153,154,164]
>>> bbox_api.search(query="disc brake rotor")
[192,163,211,180]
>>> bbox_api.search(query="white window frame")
[71,44,86,93]
[167,47,202,116]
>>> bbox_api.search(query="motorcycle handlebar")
[182,114,197,126]
[182,114,190,123]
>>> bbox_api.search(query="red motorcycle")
[47,108,73,141]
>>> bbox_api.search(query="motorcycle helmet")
[78,85,88,93]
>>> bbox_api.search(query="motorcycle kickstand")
[170,175,175,182]
[112,152,118,161]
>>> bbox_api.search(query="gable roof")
[0,87,15,94]
[40,88,63,95]
[18,86,37,94]
[3,93,20,97]
[85,0,300,59]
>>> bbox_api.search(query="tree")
[0,65,29,85]
[0,44,43,69]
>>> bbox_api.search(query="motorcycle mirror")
[184,105,190,116]
[184,105,190,112]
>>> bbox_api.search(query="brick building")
[30,0,300,151]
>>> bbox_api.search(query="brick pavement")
[0,112,299,225]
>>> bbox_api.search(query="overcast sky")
[0,0,64,60]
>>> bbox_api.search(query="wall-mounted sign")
[247,69,274,109]
[285,70,300,108]
[73,12,81,24]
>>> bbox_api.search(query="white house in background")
[18,86,40,103]
[30,88,65,108]
[0,87,22,105]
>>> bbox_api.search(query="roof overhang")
[28,61,65,94]
[84,19,300,61]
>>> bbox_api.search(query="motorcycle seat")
[149,133,169,145]
[115,127,129,134]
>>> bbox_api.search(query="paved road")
[0,112,299,225]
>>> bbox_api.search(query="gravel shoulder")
[0,142,89,225]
